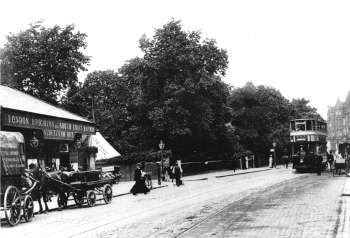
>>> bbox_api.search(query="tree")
[62,70,142,154]
[290,98,321,119]
[228,82,291,165]
[121,20,231,158]
[0,22,90,104]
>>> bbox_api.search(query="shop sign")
[2,110,95,140]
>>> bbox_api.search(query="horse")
[21,170,48,214]
[26,167,70,213]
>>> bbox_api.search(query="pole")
[0,59,2,131]
[91,95,95,122]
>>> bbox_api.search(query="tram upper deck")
[290,118,327,142]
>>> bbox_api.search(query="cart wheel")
[86,190,96,207]
[145,175,153,190]
[103,184,113,204]
[57,193,67,209]
[4,186,22,226]
[23,195,34,222]
[73,192,84,206]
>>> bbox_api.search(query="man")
[327,150,334,170]
[282,150,289,168]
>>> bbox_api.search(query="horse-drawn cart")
[1,131,34,226]
[43,170,115,208]
[333,157,350,176]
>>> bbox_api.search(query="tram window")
[296,124,305,131]
[306,120,312,130]
[290,121,295,130]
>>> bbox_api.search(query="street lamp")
[272,142,277,168]
[158,140,165,185]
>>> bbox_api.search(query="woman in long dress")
[130,163,150,195]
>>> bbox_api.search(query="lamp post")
[158,140,165,185]
[272,142,277,168]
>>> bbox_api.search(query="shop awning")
[0,85,91,123]
[86,132,121,160]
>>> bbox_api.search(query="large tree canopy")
[120,20,230,157]
[62,70,139,153]
[0,22,90,104]
[228,82,291,165]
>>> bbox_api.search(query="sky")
[1,0,350,118]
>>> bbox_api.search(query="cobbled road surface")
[178,173,347,238]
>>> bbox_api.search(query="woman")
[130,163,150,195]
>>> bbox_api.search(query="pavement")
[337,174,350,238]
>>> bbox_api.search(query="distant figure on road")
[327,151,334,170]
[315,155,323,175]
[173,163,183,186]
[130,163,150,195]
[282,149,289,168]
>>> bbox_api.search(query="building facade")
[0,85,96,171]
[327,91,350,153]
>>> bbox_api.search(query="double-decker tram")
[289,118,327,172]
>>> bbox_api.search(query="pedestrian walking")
[130,163,150,195]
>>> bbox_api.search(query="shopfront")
[0,86,96,171]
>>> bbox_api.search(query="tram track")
[172,173,343,238]
[145,174,309,238]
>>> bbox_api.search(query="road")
[0,168,348,238]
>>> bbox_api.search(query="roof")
[0,85,92,123]
[86,132,121,160]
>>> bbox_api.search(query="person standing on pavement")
[173,163,183,186]
[130,163,150,195]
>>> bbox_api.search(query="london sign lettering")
[2,109,95,140]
